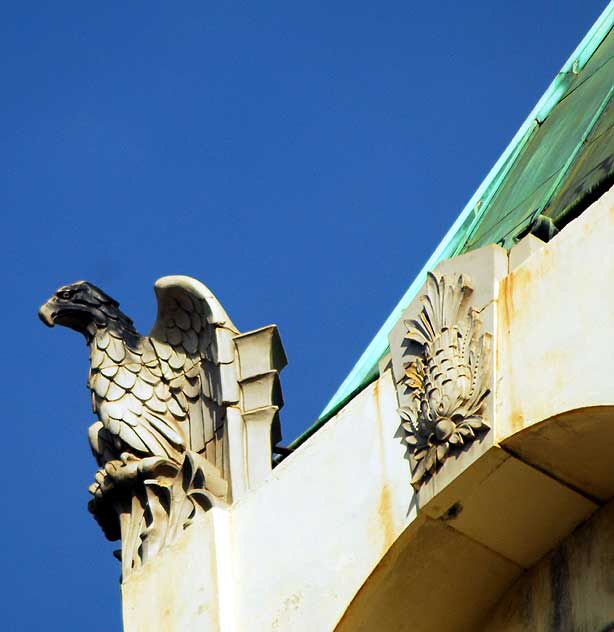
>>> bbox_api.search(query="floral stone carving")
[398,272,492,488]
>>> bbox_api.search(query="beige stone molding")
[229,325,287,496]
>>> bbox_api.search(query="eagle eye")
[59,290,74,300]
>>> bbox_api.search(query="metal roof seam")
[542,87,614,214]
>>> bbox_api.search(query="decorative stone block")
[243,406,280,488]
[508,234,545,271]
[234,325,288,381]
[389,245,507,490]
[240,370,284,412]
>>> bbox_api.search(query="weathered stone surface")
[482,500,614,631]
[120,374,412,632]
[495,188,614,442]
[42,186,614,631]
[508,233,545,271]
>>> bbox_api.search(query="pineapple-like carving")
[399,272,491,488]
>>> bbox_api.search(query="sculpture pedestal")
[122,509,224,631]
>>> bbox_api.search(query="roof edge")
[303,3,614,440]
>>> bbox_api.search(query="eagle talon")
[90,464,118,498]
[90,457,139,499]
[120,452,139,465]
[104,460,120,475]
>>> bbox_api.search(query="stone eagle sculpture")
[39,275,285,574]
[39,275,233,481]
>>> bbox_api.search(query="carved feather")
[43,276,239,493]
[84,276,238,478]
[40,275,268,574]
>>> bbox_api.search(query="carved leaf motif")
[400,272,491,488]
[88,452,216,577]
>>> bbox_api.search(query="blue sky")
[2,2,607,629]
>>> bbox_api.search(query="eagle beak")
[38,303,56,327]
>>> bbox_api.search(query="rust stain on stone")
[501,259,544,435]
[372,379,384,460]
[499,274,512,333]
[377,485,395,550]
[499,274,524,433]
[370,379,396,551]
[372,378,380,408]
[506,265,533,322]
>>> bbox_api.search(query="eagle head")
[39,281,126,343]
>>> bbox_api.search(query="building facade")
[43,4,614,630]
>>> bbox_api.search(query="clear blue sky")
[2,2,607,629]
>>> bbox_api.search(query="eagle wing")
[89,276,239,480]
[145,275,239,475]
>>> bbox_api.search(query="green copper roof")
[290,3,614,449]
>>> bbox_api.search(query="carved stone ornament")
[39,276,284,576]
[90,451,215,576]
[398,272,491,489]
